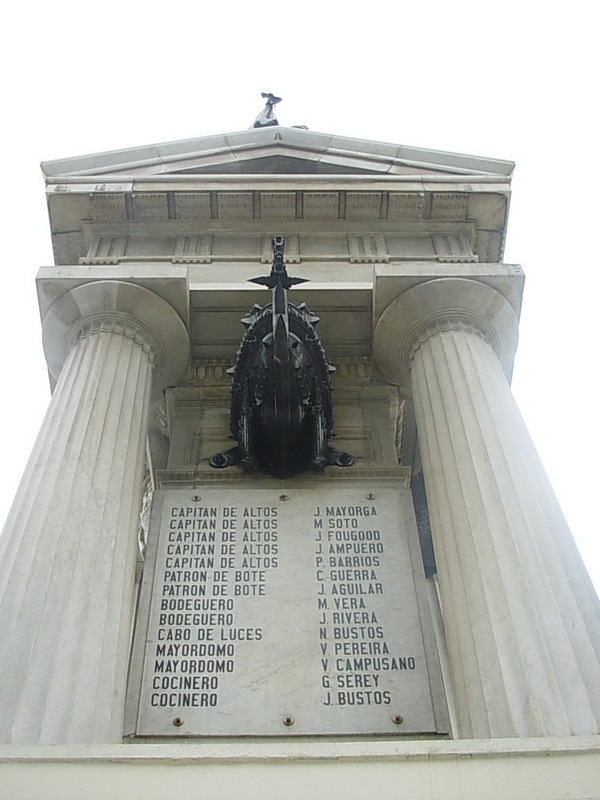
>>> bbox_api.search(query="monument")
[1,114,599,797]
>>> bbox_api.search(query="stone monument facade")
[1,128,599,797]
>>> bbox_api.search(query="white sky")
[1,0,598,595]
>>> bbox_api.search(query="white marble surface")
[0,285,190,743]
[1,737,600,800]
[410,320,600,737]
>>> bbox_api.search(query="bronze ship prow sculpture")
[210,237,354,478]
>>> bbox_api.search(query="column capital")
[373,277,519,386]
[42,280,189,395]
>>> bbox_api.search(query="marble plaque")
[134,486,437,736]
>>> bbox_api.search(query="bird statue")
[252,92,282,128]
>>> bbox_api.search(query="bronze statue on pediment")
[252,92,282,128]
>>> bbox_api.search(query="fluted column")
[375,278,600,739]
[0,281,188,744]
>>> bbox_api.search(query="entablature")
[43,128,512,268]
[47,186,508,266]
[77,228,480,268]
[36,261,523,367]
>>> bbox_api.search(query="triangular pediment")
[171,153,389,176]
[41,128,514,181]
[42,128,514,268]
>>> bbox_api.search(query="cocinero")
[150,692,218,707]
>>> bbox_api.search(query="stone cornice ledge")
[1,737,599,800]
[45,174,511,186]
[1,735,599,762]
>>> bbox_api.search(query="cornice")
[46,186,509,266]
[41,127,515,180]
[46,174,511,188]
[42,131,513,268]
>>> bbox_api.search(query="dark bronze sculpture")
[252,93,282,128]
[210,237,354,478]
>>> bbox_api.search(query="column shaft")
[411,325,600,738]
[0,322,153,743]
